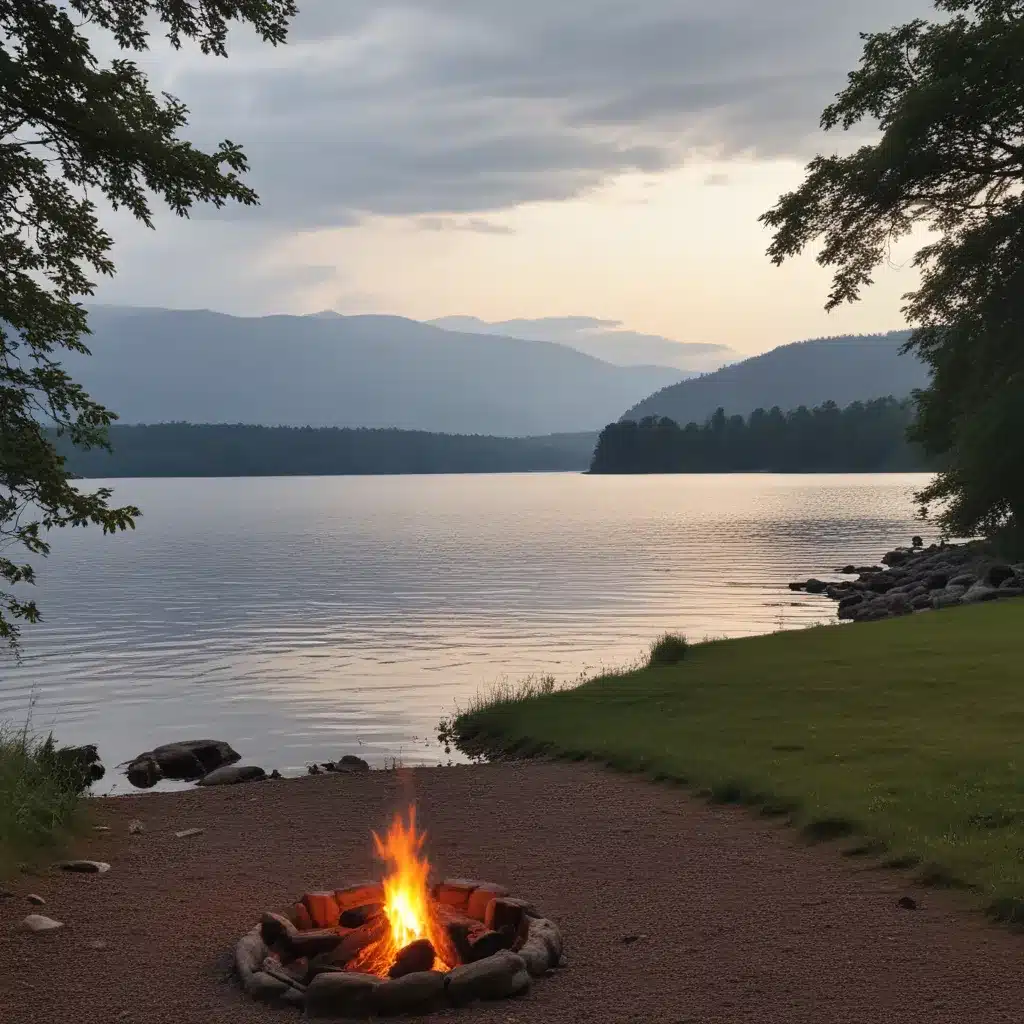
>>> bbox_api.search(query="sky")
[92,0,937,356]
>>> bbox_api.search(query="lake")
[0,473,933,793]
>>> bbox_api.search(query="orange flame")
[352,804,449,976]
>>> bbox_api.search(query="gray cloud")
[93,0,934,311]
[171,0,931,226]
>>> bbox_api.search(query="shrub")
[0,727,83,873]
[648,633,689,667]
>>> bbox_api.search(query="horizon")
[88,0,935,358]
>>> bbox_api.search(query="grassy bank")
[0,727,83,876]
[454,602,1024,920]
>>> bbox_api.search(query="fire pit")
[234,805,564,1017]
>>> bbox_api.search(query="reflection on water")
[0,473,932,792]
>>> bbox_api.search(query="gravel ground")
[2,762,1023,1024]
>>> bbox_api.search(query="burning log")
[339,903,382,928]
[388,938,436,978]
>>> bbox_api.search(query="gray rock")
[126,739,241,787]
[516,935,554,975]
[804,579,828,595]
[963,582,1000,604]
[949,573,977,588]
[128,819,145,835]
[126,755,161,789]
[197,764,266,786]
[994,587,1024,601]
[339,754,370,771]
[305,971,380,1018]
[235,929,268,981]
[174,828,205,838]
[446,950,529,1004]
[23,914,63,933]
[911,594,933,610]
[59,860,110,874]
[374,971,445,1015]
[244,970,291,1003]
[986,564,1015,587]
[932,584,967,609]
[27,894,45,906]
[525,917,563,961]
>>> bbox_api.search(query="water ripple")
[0,473,933,792]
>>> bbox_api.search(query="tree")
[0,0,297,651]
[760,0,1024,542]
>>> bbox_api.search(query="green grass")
[647,633,689,667]
[0,726,83,876]
[453,601,1024,921]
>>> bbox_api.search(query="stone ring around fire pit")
[235,879,564,1018]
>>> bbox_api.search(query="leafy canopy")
[761,0,1024,540]
[0,0,296,651]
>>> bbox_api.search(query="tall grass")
[0,723,83,874]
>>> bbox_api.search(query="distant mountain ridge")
[428,315,736,373]
[69,306,685,436]
[622,330,926,424]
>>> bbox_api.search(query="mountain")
[68,307,685,436]
[428,315,736,373]
[621,330,927,424]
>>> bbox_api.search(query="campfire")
[234,804,563,1016]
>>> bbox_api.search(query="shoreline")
[789,539,1024,622]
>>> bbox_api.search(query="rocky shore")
[790,540,1024,622]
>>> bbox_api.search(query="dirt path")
[1,763,1022,1023]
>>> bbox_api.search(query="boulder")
[125,739,240,787]
[466,929,514,962]
[994,587,1024,601]
[244,970,291,1003]
[339,754,370,771]
[963,581,1000,604]
[446,950,530,1004]
[803,579,828,595]
[235,931,268,981]
[126,755,161,789]
[925,572,949,590]
[932,584,967,609]
[197,764,265,786]
[949,573,977,588]
[373,971,445,1015]
[305,971,380,1018]
[986,564,1016,587]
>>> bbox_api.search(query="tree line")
[590,398,936,474]
[57,424,598,478]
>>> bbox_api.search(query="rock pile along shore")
[790,541,1024,622]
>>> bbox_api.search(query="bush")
[0,726,84,873]
[648,633,689,667]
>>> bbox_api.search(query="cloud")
[90,0,934,312]
[415,216,515,234]
[703,173,731,187]
[165,0,932,227]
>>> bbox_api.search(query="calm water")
[0,473,932,793]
